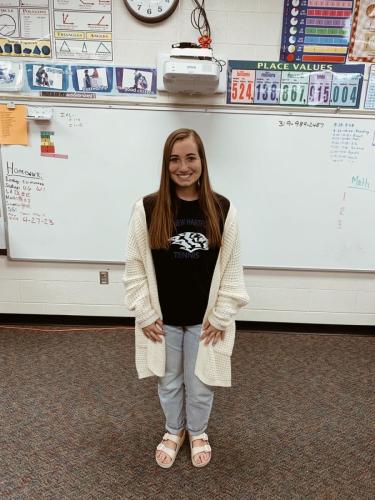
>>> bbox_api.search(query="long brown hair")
[148,128,225,249]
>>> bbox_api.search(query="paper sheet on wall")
[0,104,28,145]
[280,0,354,63]
[364,64,375,107]
[53,0,113,60]
[0,0,52,58]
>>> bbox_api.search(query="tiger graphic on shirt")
[170,232,208,253]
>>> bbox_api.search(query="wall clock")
[124,0,179,23]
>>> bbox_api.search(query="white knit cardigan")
[122,198,249,387]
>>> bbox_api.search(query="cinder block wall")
[1,0,374,325]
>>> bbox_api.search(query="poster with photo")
[26,63,68,91]
[71,65,113,92]
[349,0,375,60]
[0,61,23,91]
[116,67,156,96]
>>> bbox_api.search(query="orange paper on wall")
[0,105,28,145]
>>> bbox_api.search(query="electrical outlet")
[99,271,109,284]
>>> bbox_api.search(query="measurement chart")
[280,0,354,63]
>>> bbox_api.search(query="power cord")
[191,0,211,40]
[212,56,226,72]
[190,0,226,72]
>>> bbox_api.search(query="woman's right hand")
[142,319,164,342]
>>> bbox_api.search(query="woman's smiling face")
[168,137,202,193]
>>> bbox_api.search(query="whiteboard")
[1,104,375,271]
[0,185,5,249]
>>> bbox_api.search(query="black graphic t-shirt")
[144,195,229,326]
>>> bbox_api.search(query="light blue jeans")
[157,324,214,436]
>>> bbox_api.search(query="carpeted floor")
[0,325,374,499]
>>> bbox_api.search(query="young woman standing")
[123,128,248,468]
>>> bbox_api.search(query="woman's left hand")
[200,321,224,346]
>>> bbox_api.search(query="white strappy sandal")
[189,432,212,468]
[155,430,186,469]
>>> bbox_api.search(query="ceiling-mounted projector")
[157,46,225,95]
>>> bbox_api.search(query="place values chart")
[227,60,364,108]
[280,0,355,63]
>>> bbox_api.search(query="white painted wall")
[1,0,375,324]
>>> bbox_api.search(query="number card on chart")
[227,60,364,108]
